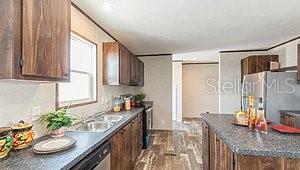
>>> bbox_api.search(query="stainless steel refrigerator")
[241,71,300,124]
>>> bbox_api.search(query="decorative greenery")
[38,108,76,132]
[135,93,146,102]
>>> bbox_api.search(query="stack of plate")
[33,137,76,154]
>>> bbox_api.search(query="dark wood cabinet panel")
[103,42,120,85]
[209,129,220,170]
[129,54,144,86]
[203,120,300,170]
[124,123,133,170]
[111,132,121,170]
[282,114,296,128]
[236,155,300,170]
[103,42,141,86]
[202,121,210,170]
[139,59,145,86]
[22,0,70,80]
[241,55,279,81]
[131,113,143,163]
[0,0,15,79]
[130,53,138,79]
[120,45,130,85]
[103,42,144,86]
[0,0,70,81]
[111,113,143,170]
[219,140,233,170]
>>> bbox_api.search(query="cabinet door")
[282,114,296,128]
[22,0,70,80]
[139,59,144,86]
[219,140,234,170]
[130,54,137,79]
[210,129,220,170]
[202,121,210,170]
[131,117,138,162]
[0,0,16,79]
[103,42,120,85]
[123,123,133,170]
[111,132,121,170]
[120,45,130,85]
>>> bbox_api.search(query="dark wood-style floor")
[134,118,203,170]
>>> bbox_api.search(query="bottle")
[124,98,131,111]
[113,97,121,112]
[247,96,256,130]
[255,98,268,133]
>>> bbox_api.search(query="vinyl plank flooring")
[134,118,202,170]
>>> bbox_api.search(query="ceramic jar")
[11,121,35,150]
[0,127,13,159]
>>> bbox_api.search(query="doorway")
[182,63,219,118]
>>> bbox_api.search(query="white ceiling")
[72,0,300,55]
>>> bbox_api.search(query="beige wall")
[182,64,219,117]
[140,56,173,130]
[269,39,300,67]
[0,6,140,137]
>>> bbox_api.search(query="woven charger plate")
[33,136,76,154]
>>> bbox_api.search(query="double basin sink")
[76,114,126,133]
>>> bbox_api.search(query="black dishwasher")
[71,141,111,170]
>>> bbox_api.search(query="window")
[58,33,97,108]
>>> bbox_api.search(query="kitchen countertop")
[201,113,300,158]
[0,108,144,170]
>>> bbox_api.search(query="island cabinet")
[202,121,300,170]
[0,0,71,82]
[281,113,296,128]
[110,112,143,170]
[103,42,144,86]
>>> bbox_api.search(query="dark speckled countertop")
[0,108,143,170]
[200,113,300,158]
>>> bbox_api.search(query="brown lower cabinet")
[281,113,297,128]
[111,112,143,170]
[202,121,300,170]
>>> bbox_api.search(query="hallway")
[134,118,203,170]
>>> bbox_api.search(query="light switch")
[31,106,41,121]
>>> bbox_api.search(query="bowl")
[0,127,13,159]
[11,121,35,150]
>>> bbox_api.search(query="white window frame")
[57,32,98,108]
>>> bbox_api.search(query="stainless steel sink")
[96,115,126,123]
[76,122,112,133]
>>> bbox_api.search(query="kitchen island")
[0,108,143,170]
[201,113,300,170]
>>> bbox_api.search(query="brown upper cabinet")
[103,42,144,86]
[0,0,71,81]
[241,55,279,81]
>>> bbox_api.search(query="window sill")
[57,100,97,110]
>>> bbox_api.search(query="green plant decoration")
[38,108,76,132]
[135,93,146,102]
